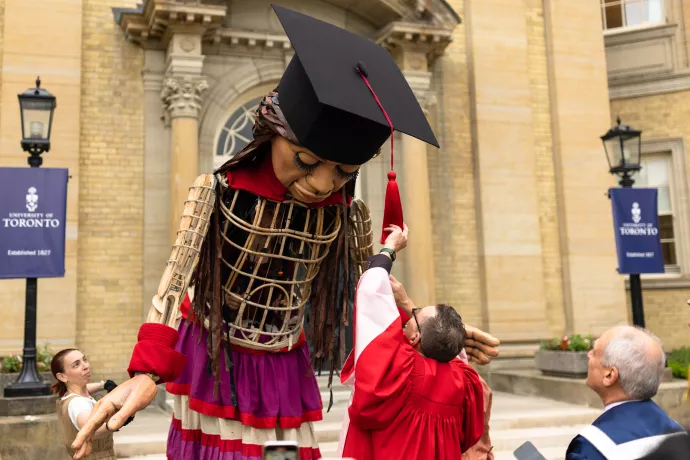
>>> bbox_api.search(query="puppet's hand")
[71,374,157,459]
[464,325,500,365]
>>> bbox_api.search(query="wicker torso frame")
[212,184,342,350]
[145,173,374,353]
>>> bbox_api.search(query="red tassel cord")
[356,67,404,244]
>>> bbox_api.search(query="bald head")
[600,326,665,400]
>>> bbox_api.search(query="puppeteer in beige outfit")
[56,394,116,460]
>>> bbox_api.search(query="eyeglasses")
[410,308,422,335]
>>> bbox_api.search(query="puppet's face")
[271,136,360,204]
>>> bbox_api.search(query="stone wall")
[77,0,145,381]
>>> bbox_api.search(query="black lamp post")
[4,77,57,398]
[601,116,645,328]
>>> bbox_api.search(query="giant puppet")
[72,6,500,460]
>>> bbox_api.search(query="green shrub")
[667,347,690,379]
[539,334,595,352]
[1,355,21,373]
[0,343,53,373]
[36,343,53,372]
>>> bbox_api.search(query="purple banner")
[610,187,665,274]
[0,167,69,278]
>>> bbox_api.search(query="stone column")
[142,50,170,320]
[390,47,438,307]
[161,31,208,244]
[402,73,438,307]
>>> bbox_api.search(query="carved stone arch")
[198,59,284,173]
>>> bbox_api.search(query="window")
[601,0,664,31]
[215,96,262,169]
[632,154,678,271]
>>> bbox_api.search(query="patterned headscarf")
[215,91,298,175]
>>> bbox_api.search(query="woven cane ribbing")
[348,199,374,278]
[207,187,341,351]
[147,174,217,328]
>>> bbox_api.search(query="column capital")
[403,70,437,116]
[161,76,208,120]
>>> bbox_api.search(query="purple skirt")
[166,318,323,428]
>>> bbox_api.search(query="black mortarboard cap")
[272,4,439,166]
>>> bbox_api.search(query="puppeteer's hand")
[383,224,408,253]
[71,374,157,459]
[389,275,414,314]
[464,325,500,365]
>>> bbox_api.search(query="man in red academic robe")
[338,224,485,460]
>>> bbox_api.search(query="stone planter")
[535,350,589,378]
[0,371,54,392]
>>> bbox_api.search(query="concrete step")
[316,374,347,392]
[114,407,169,458]
[493,445,565,460]
[319,441,341,457]
[490,424,585,452]
[320,388,351,407]
[491,405,599,430]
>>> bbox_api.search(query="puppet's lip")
[291,182,325,203]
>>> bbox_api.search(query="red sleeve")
[345,265,416,430]
[459,362,485,453]
[348,323,415,430]
[127,323,187,384]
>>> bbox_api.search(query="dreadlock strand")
[340,188,350,369]
[211,184,224,398]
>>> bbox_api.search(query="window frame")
[629,137,690,289]
[601,0,666,32]
[211,82,276,171]
[214,96,262,170]
[634,152,678,272]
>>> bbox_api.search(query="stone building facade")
[0,0,685,380]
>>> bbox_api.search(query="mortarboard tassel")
[381,171,403,244]
[356,63,404,244]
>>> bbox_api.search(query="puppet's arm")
[146,174,217,328]
[129,174,217,383]
[348,198,375,280]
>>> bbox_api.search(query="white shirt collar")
[604,399,641,412]
[61,393,96,402]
